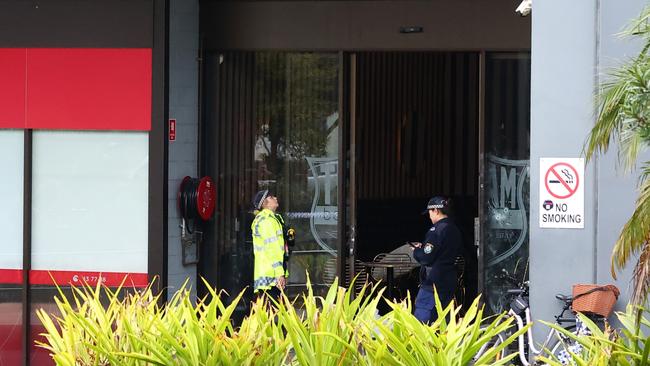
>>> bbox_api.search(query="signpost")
[539,158,584,229]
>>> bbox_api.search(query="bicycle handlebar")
[555,293,572,304]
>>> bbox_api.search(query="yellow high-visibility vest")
[251,209,286,292]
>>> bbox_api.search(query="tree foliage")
[585,6,650,304]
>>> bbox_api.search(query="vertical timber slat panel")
[355,52,478,201]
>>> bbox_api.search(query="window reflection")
[253,53,340,294]
[0,286,22,365]
[0,131,23,364]
[483,53,531,313]
[206,52,340,298]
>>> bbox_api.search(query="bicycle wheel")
[545,325,576,365]
[472,331,507,364]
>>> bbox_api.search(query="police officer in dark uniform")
[411,196,462,323]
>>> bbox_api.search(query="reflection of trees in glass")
[288,254,331,287]
[483,53,531,314]
[254,53,339,182]
[252,52,340,293]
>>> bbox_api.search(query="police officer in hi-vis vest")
[410,196,462,323]
[251,189,295,299]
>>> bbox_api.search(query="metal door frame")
[337,52,357,283]
[477,51,486,296]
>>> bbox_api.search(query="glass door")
[202,51,342,299]
[343,53,357,287]
[480,52,531,313]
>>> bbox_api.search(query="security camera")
[515,0,532,16]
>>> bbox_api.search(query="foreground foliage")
[37,277,517,365]
[539,306,650,366]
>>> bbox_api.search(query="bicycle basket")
[571,284,620,317]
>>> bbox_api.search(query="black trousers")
[414,288,454,323]
[255,286,282,302]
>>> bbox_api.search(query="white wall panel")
[32,131,148,273]
[0,130,23,269]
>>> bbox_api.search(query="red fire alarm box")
[169,119,176,141]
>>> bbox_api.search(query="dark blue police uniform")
[413,216,462,323]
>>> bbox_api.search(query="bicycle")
[485,266,527,314]
[473,279,608,366]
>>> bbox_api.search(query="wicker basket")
[571,284,620,317]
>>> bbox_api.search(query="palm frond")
[620,6,650,40]
[625,164,650,304]
[620,5,650,67]
[631,240,650,304]
[585,73,628,162]
[586,6,650,168]
[619,118,645,172]
[586,61,650,171]
[590,7,650,304]
[612,163,650,285]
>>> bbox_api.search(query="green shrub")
[538,305,650,366]
[37,276,520,365]
[361,293,522,366]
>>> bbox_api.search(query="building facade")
[0,0,644,363]
[530,0,646,335]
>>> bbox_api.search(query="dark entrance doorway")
[199,52,343,318]
[197,0,532,322]
[349,52,480,307]
[198,50,531,319]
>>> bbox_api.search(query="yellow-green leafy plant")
[37,275,520,365]
[538,306,650,366]
[37,278,165,365]
[37,278,288,365]
[273,276,384,366]
[361,291,525,366]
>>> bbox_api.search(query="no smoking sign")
[545,162,579,199]
[539,158,584,229]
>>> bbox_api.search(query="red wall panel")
[25,48,152,130]
[0,49,26,129]
[28,269,148,287]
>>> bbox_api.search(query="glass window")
[205,52,340,298]
[482,53,531,313]
[30,130,149,363]
[31,131,149,273]
[253,53,340,293]
[0,130,23,365]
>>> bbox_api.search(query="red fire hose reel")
[178,176,216,221]
[177,176,215,266]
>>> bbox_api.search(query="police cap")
[422,196,448,214]
[252,189,270,210]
